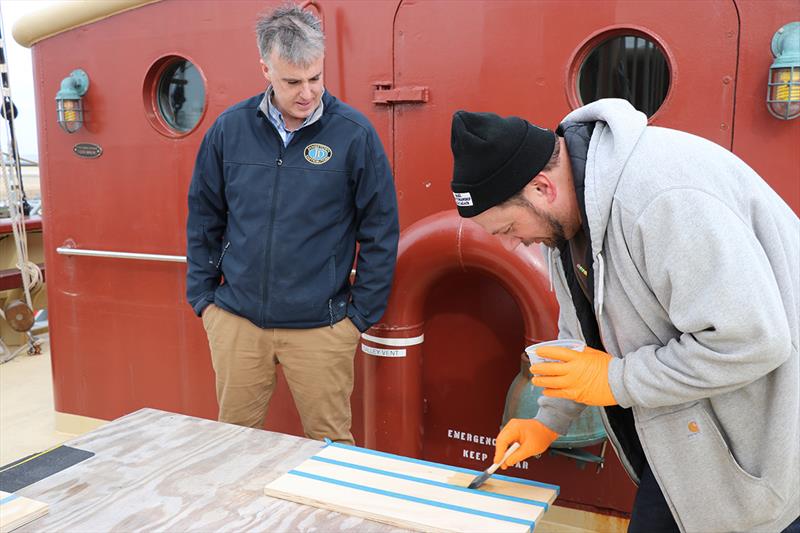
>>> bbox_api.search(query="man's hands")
[531,346,618,406]
[493,419,559,469]
[492,346,616,471]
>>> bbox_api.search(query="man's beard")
[521,202,567,249]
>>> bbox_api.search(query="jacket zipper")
[215,241,230,270]
[259,112,315,326]
[264,152,282,324]
[552,249,640,485]
[261,119,285,326]
[590,251,640,485]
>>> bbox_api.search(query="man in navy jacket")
[186,5,399,444]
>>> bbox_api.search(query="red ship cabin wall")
[23,0,800,518]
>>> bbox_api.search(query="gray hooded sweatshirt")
[534,99,799,532]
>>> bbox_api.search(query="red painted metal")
[363,210,558,455]
[391,0,739,230]
[24,0,800,518]
[0,216,43,234]
[0,263,45,291]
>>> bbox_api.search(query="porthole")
[577,33,670,118]
[144,55,207,137]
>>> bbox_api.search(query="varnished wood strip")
[265,470,533,533]
[264,441,559,532]
[299,457,546,520]
[0,491,48,532]
[317,444,558,504]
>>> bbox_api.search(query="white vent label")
[453,192,474,207]
[361,344,406,358]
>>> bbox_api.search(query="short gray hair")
[256,4,325,67]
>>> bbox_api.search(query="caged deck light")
[55,69,89,133]
[767,22,800,120]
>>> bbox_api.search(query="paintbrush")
[467,442,521,490]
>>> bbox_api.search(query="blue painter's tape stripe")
[0,493,20,505]
[326,441,560,494]
[287,469,534,527]
[310,455,548,510]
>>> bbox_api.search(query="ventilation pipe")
[361,210,559,456]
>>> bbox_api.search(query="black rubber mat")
[0,445,95,492]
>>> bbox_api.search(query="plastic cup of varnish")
[525,338,586,368]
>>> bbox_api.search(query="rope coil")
[0,10,41,362]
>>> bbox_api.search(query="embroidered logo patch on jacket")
[304,143,333,165]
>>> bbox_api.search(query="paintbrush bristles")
[466,442,521,490]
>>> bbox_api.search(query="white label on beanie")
[453,192,474,206]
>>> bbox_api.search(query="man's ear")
[528,173,558,203]
[259,59,271,84]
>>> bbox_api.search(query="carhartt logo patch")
[453,192,474,207]
[687,420,702,439]
[304,143,332,165]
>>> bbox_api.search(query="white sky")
[1,0,58,162]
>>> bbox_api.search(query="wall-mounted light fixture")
[767,22,800,120]
[55,69,89,133]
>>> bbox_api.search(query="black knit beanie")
[450,110,556,218]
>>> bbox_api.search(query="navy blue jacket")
[186,91,399,331]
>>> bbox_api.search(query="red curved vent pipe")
[361,210,558,456]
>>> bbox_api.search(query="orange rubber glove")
[530,346,618,406]
[493,419,559,470]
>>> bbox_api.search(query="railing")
[56,247,187,263]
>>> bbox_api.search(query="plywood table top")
[13,408,411,532]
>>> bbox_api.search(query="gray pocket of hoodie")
[638,402,782,532]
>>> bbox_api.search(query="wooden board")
[0,491,48,533]
[264,442,559,532]
[9,409,412,532]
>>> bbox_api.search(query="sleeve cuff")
[608,356,635,408]
[534,400,585,436]
[346,307,370,333]
[192,294,215,317]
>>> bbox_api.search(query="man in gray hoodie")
[449,99,799,532]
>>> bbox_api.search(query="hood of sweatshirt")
[556,99,648,315]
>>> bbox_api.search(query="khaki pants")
[202,304,361,444]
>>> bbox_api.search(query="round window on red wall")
[577,33,671,118]
[144,55,207,137]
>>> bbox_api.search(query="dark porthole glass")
[578,35,670,117]
[157,60,205,132]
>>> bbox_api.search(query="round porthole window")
[144,56,207,137]
[577,34,670,118]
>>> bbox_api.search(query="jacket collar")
[258,85,326,130]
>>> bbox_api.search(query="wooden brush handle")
[487,442,521,475]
